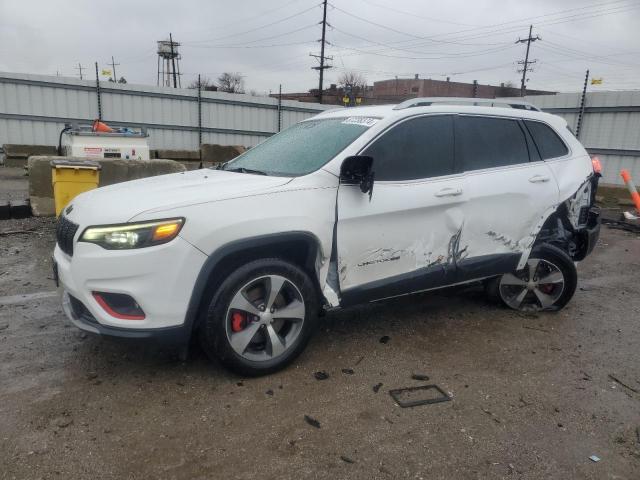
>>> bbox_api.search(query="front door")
[336,115,465,306]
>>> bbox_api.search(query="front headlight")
[79,218,184,249]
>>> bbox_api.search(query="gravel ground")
[1,218,639,479]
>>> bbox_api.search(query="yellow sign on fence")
[101,69,112,77]
[591,78,603,85]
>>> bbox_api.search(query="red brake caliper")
[231,311,247,332]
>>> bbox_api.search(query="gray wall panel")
[0,72,331,151]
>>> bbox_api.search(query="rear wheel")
[200,258,319,376]
[488,244,577,312]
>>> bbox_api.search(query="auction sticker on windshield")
[342,117,379,127]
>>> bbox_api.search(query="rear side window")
[456,116,529,171]
[524,120,569,159]
[363,115,454,181]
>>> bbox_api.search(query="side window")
[363,115,454,181]
[524,120,569,159]
[456,116,530,171]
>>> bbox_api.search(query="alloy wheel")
[225,275,306,361]
[499,258,565,311]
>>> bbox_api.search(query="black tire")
[200,258,319,376]
[487,243,577,312]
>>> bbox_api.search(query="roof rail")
[393,97,541,112]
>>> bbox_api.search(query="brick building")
[373,75,553,101]
[273,76,554,105]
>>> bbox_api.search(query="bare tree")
[337,71,367,94]
[217,72,245,93]
[187,77,217,91]
[495,80,516,97]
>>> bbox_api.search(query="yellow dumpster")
[51,160,101,216]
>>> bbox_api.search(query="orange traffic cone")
[92,120,114,133]
[621,169,640,213]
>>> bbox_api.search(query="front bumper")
[54,235,207,339]
[61,290,190,342]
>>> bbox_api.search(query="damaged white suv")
[54,98,601,375]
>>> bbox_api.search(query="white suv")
[53,98,601,375]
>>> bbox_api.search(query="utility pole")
[516,25,541,97]
[75,63,85,80]
[576,69,590,139]
[95,62,102,121]
[109,56,120,82]
[310,0,332,103]
[277,84,282,132]
[197,74,202,146]
[169,32,178,88]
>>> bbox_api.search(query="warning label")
[83,147,103,156]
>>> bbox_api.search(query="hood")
[65,169,292,225]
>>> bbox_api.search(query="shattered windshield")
[221,117,377,177]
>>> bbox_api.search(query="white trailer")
[61,124,150,160]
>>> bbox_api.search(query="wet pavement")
[1,218,639,479]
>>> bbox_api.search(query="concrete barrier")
[201,144,246,164]
[3,144,57,167]
[153,149,200,161]
[150,145,247,171]
[28,156,186,216]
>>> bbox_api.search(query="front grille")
[56,216,79,256]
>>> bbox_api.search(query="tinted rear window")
[456,116,529,171]
[524,120,569,159]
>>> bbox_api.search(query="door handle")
[435,187,463,197]
[529,175,550,183]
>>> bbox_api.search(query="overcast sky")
[1,0,639,95]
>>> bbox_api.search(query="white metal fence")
[1,72,638,186]
[0,72,332,151]
[516,91,640,186]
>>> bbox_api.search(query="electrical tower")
[516,25,541,97]
[157,34,182,88]
[310,0,332,104]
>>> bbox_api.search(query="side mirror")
[340,155,375,198]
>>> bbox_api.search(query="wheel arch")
[183,231,324,337]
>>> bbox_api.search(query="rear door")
[336,114,464,305]
[454,115,559,281]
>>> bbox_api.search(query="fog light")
[93,292,145,320]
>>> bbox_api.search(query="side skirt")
[339,253,520,307]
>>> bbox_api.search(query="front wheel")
[488,244,578,312]
[200,258,319,376]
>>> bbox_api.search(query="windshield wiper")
[223,167,268,176]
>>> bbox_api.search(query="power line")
[186,3,320,45]
[183,23,317,48]
[540,40,640,67]
[187,40,316,50]
[330,26,513,57]
[328,0,639,57]
[516,25,541,96]
[357,0,480,28]
[181,0,306,37]
[329,41,517,60]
